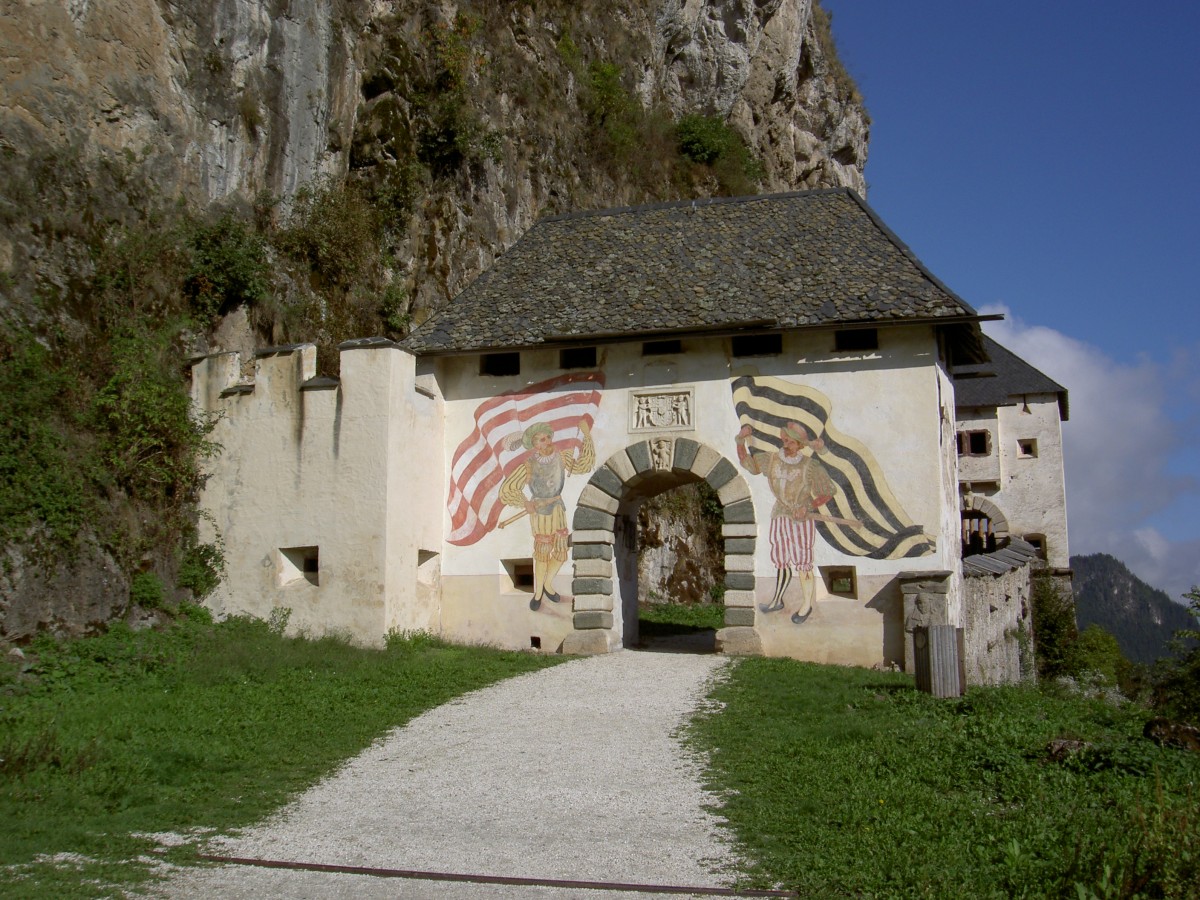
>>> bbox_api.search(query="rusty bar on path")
[196,854,797,897]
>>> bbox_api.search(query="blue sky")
[821,0,1200,602]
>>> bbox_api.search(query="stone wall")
[961,541,1043,686]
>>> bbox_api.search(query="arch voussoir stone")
[671,437,700,472]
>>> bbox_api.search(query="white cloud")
[980,305,1200,603]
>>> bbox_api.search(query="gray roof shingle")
[954,335,1069,420]
[402,189,984,355]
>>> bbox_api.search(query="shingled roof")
[402,189,985,356]
[954,336,1069,420]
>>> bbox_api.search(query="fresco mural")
[446,373,603,610]
[732,375,936,624]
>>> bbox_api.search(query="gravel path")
[159,649,740,899]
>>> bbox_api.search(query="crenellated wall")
[190,338,443,645]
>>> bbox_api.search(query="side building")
[953,336,1071,685]
[954,336,1070,568]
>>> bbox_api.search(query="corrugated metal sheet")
[913,625,966,698]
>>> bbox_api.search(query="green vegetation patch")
[638,601,724,638]
[691,658,1200,898]
[0,618,563,897]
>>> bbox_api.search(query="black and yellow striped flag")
[731,375,936,559]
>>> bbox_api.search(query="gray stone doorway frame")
[561,437,761,655]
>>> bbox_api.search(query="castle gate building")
[192,189,1023,670]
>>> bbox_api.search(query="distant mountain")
[1071,553,1195,664]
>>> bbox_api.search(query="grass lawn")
[637,601,724,639]
[689,657,1200,899]
[0,614,563,898]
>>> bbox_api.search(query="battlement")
[190,338,445,645]
[190,337,441,418]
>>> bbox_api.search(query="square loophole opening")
[820,565,857,598]
[280,546,319,587]
[502,559,535,593]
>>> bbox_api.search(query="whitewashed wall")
[958,394,1069,568]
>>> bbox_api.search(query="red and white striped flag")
[446,372,604,546]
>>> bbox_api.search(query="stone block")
[589,466,625,499]
[573,594,614,612]
[626,441,652,473]
[573,610,614,630]
[722,523,758,538]
[573,558,612,578]
[717,477,751,506]
[723,537,755,555]
[725,572,756,591]
[716,626,762,657]
[724,607,756,626]
[572,543,613,560]
[572,577,613,595]
[572,529,615,545]
[573,508,615,531]
[562,630,611,655]
[605,451,637,484]
[722,590,757,608]
[914,580,950,594]
[724,554,755,572]
[689,444,720,478]
[723,499,755,524]
[672,438,700,471]
[705,457,738,490]
[578,485,619,515]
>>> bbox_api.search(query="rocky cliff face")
[2,0,867,319]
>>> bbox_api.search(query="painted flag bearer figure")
[500,420,595,609]
[736,421,836,623]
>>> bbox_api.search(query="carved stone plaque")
[629,387,694,433]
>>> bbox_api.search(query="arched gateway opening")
[563,438,759,655]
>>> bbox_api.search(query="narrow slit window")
[480,352,520,377]
[834,328,878,352]
[731,333,782,357]
[642,339,682,356]
[560,346,597,369]
[1024,534,1047,559]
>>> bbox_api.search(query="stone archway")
[961,494,1010,538]
[562,437,760,656]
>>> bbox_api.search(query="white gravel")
[158,649,740,899]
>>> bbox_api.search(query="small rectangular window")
[559,346,597,369]
[1017,439,1038,458]
[821,566,857,597]
[958,430,990,456]
[643,339,682,356]
[1023,534,1047,559]
[834,328,878,352]
[480,352,520,376]
[731,333,782,357]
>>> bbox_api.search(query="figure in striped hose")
[736,421,835,624]
[499,420,595,610]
